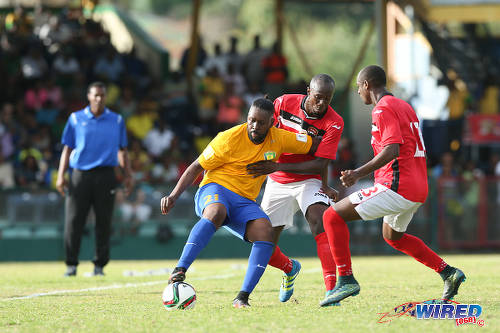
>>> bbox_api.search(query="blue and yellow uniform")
[194,123,311,240]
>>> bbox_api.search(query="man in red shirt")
[320,65,466,307]
[247,74,343,303]
[261,42,288,99]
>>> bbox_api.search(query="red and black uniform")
[371,94,428,203]
[271,94,344,183]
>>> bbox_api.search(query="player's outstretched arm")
[340,143,399,187]
[247,156,327,177]
[161,159,204,215]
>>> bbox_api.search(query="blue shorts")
[194,183,269,241]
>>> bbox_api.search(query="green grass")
[0,254,498,332]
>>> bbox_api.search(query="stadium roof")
[284,0,500,23]
[395,0,500,22]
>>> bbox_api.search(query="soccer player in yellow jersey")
[160,98,319,308]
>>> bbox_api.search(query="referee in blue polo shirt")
[56,82,133,277]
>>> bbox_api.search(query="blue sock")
[241,241,274,293]
[177,218,216,269]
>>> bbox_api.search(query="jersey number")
[361,187,378,197]
[409,122,426,157]
[204,194,219,206]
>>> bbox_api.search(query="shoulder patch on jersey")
[374,109,383,114]
[296,133,307,142]
[203,145,215,160]
[331,124,341,129]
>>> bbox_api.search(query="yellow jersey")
[198,123,312,201]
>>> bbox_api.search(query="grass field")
[1,254,498,332]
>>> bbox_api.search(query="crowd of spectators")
[1,6,498,231]
[0,6,299,228]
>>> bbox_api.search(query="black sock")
[338,274,356,284]
[439,265,454,281]
[235,291,250,302]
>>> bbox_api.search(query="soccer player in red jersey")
[247,74,343,302]
[320,65,466,307]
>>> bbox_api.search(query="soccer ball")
[162,282,196,310]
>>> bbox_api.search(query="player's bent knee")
[245,218,273,242]
[382,223,404,241]
[202,203,227,228]
[306,218,325,236]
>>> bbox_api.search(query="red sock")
[268,245,293,273]
[315,232,337,290]
[323,207,352,276]
[384,234,447,272]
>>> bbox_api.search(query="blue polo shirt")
[61,107,128,170]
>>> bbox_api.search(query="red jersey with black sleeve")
[270,94,344,184]
[371,94,428,203]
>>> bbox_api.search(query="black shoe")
[233,291,251,308]
[168,267,186,284]
[64,265,77,277]
[442,267,466,300]
[233,298,251,308]
[92,266,105,276]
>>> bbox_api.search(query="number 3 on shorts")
[361,186,378,197]
[359,184,386,199]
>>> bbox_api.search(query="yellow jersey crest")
[264,151,276,160]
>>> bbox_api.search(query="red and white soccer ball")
[162,282,196,310]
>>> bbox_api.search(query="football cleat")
[168,268,186,284]
[232,298,251,308]
[442,267,466,300]
[322,289,340,307]
[279,259,301,302]
[320,276,360,307]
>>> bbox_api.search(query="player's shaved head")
[305,74,335,118]
[358,65,386,88]
[310,74,335,93]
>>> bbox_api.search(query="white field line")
[2,273,236,301]
[2,267,322,302]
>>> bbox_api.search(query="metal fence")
[437,177,500,249]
